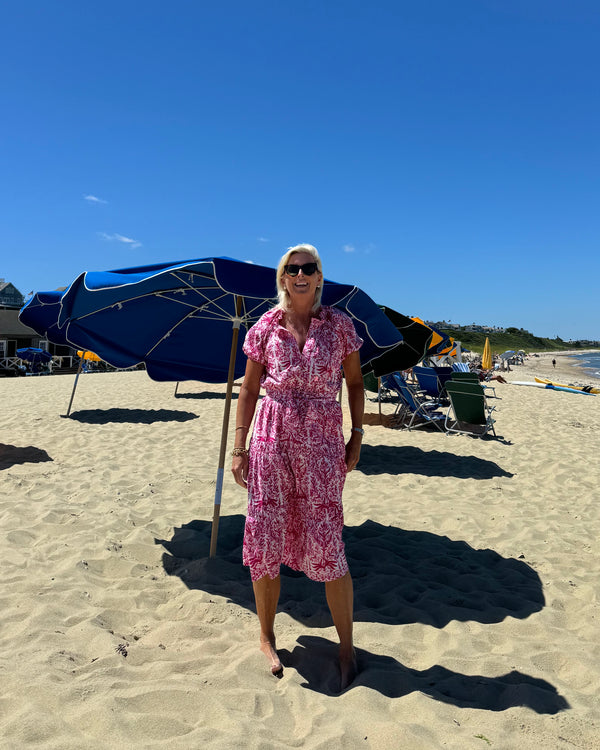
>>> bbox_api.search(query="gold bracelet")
[231,447,249,457]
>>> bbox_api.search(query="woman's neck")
[286,300,316,324]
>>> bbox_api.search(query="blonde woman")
[231,244,364,691]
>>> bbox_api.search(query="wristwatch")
[352,427,364,435]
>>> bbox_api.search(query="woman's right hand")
[231,453,249,488]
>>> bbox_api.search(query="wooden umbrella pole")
[65,354,86,418]
[209,295,243,558]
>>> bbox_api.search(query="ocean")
[569,351,600,381]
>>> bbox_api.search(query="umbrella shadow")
[279,635,569,712]
[0,443,53,470]
[174,391,238,400]
[66,408,199,424]
[358,445,514,479]
[157,515,544,629]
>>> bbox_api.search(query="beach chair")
[382,373,446,431]
[444,381,497,438]
[363,371,379,399]
[451,371,497,398]
[433,366,455,393]
[412,365,442,399]
[452,362,471,373]
[413,365,454,402]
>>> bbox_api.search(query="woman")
[231,244,364,691]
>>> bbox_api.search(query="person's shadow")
[156,515,568,711]
[280,635,569,711]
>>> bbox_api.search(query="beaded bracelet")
[231,447,249,457]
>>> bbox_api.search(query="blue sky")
[1,1,599,340]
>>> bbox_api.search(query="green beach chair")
[444,381,497,438]
[451,371,497,398]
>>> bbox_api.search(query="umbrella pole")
[65,354,85,417]
[174,382,179,397]
[209,296,243,558]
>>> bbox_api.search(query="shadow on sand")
[155,514,568,711]
[157,515,543,629]
[66,408,198,424]
[0,443,53,470]
[280,635,569,711]
[358,444,513,478]
[174,391,238,400]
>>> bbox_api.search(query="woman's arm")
[342,350,364,472]
[231,358,264,488]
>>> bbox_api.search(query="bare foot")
[260,636,283,675]
[339,648,358,691]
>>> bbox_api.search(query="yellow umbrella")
[482,337,492,370]
[77,350,102,362]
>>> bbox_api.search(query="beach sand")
[1,352,599,749]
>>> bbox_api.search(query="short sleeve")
[242,318,267,365]
[338,312,363,361]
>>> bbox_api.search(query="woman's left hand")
[345,432,362,472]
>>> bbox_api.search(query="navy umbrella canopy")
[50,257,403,381]
[19,290,70,347]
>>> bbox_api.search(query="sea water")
[569,351,600,381]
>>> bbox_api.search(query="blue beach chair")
[382,373,447,431]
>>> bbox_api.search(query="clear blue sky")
[2,1,599,340]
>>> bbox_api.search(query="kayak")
[534,377,600,394]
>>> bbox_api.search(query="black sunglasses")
[284,262,318,277]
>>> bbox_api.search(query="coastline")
[503,349,600,386]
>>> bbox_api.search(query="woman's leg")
[252,574,282,674]
[325,571,357,690]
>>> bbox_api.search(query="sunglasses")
[284,262,318,277]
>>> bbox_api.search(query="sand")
[1,351,599,749]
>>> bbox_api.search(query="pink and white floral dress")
[242,305,363,582]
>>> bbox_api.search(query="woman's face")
[282,252,323,306]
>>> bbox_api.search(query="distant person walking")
[552,358,557,369]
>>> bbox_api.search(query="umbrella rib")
[143,307,201,358]
[169,271,273,326]
[169,272,257,325]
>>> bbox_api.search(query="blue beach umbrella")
[368,306,434,374]
[19,291,70,346]
[20,256,404,555]
[16,347,53,364]
[54,257,402,380]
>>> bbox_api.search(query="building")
[0,279,75,374]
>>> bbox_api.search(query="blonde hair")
[276,244,323,312]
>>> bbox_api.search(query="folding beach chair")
[382,373,446,431]
[433,366,455,394]
[412,365,443,399]
[452,362,471,373]
[444,381,497,438]
[451,371,497,398]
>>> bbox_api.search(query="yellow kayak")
[534,377,600,394]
